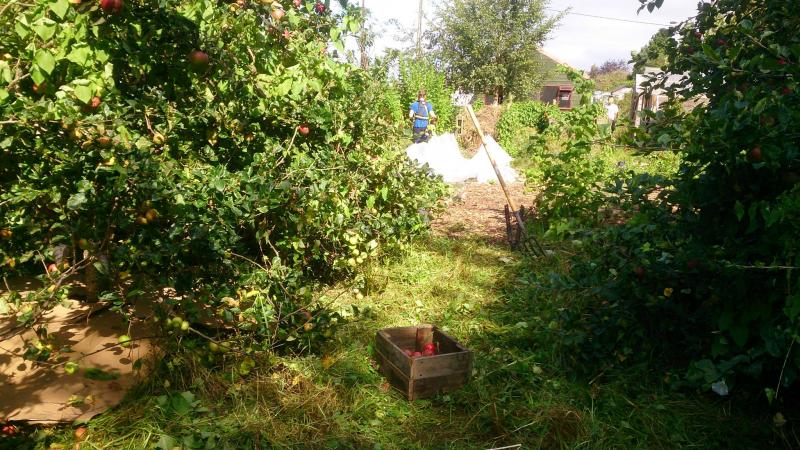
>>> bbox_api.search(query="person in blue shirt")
[409,90,437,143]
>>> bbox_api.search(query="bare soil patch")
[432,181,533,245]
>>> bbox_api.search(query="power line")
[545,8,674,27]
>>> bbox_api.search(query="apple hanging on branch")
[748,146,763,163]
[188,50,210,73]
[100,0,123,15]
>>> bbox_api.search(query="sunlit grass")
[29,235,781,450]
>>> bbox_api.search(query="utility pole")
[416,0,423,58]
[359,0,368,69]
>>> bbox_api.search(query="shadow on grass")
[22,234,799,450]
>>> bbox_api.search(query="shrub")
[496,101,557,156]
[0,0,446,360]
[529,0,800,398]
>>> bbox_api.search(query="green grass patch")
[25,236,787,449]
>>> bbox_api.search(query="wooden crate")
[374,324,473,401]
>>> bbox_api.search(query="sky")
[356,0,699,71]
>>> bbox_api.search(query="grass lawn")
[21,235,786,449]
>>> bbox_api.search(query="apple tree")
[0,0,445,358]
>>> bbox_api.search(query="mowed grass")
[21,236,786,450]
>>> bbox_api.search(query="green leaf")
[64,361,79,375]
[170,392,193,415]
[380,186,388,201]
[74,85,93,104]
[15,17,30,39]
[239,356,256,375]
[329,27,340,41]
[83,367,120,381]
[35,49,56,75]
[734,201,744,221]
[730,324,749,347]
[155,435,177,450]
[32,19,57,41]
[0,88,8,103]
[333,40,345,54]
[49,0,70,20]
[67,192,87,210]
[67,46,92,66]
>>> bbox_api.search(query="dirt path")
[431,181,533,245]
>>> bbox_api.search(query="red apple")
[748,146,762,163]
[403,349,413,357]
[782,86,793,95]
[686,259,699,270]
[96,136,112,148]
[694,31,702,39]
[412,351,422,358]
[0,229,11,239]
[100,0,123,15]
[294,0,302,7]
[423,343,435,352]
[188,50,210,73]
[283,29,292,40]
[716,38,727,47]
[778,58,787,66]
[271,8,285,21]
[74,426,88,441]
[314,1,325,13]
[47,263,59,274]
[32,82,47,95]
[633,266,645,279]
[298,124,310,135]
[422,348,435,357]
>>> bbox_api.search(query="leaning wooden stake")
[464,105,545,256]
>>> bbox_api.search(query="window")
[558,86,573,109]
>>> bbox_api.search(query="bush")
[0,0,446,359]
[529,0,800,399]
[496,101,557,156]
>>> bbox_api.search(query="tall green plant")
[397,56,455,132]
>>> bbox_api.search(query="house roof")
[536,48,590,79]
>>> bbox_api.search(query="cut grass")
[18,236,790,449]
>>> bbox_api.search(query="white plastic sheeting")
[405,133,517,184]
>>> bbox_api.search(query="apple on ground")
[74,426,88,441]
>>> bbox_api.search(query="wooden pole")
[464,105,544,255]
[360,0,368,69]
[416,0,423,58]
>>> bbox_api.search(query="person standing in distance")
[409,90,437,143]
[605,97,620,133]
